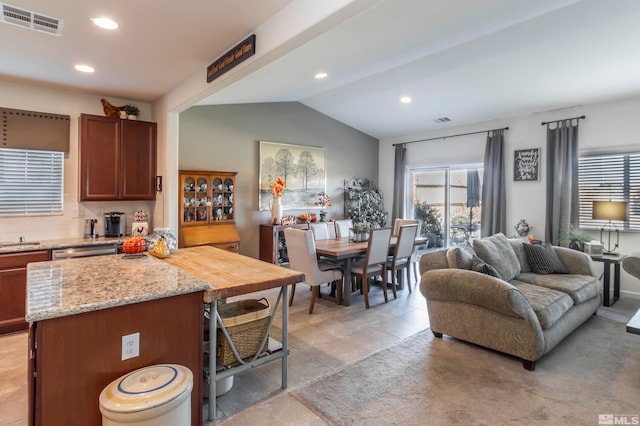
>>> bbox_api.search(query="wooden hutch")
[178,170,239,253]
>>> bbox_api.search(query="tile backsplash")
[0,196,155,242]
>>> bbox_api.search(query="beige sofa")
[419,233,602,371]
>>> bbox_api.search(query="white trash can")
[99,364,193,426]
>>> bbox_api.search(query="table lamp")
[592,200,627,254]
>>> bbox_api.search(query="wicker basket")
[216,298,270,365]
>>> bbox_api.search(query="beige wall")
[178,101,379,258]
[379,96,640,298]
[0,79,155,242]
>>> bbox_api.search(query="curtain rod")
[393,126,509,146]
[541,115,585,126]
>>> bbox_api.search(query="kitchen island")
[26,246,304,425]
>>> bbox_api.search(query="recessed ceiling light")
[91,17,118,30]
[75,64,95,73]
[315,72,328,79]
[400,96,412,104]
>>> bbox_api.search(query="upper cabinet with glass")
[180,171,236,226]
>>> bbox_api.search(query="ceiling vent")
[433,117,451,123]
[1,3,63,36]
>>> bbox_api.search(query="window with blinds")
[578,153,640,231]
[0,148,64,216]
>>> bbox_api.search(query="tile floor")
[0,273,429,425]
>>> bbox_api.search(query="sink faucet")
[19,236,25,243]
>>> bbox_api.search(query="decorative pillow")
[471,255,502,279]
[446,244,474,270]
[523,243,568,275]
[508,238,532,273]
[472,233,521,281]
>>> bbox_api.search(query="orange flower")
[271,177,285,197]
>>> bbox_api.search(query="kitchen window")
[578,152,640,231]
[0,148,64,216]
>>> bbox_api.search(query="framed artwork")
[259,141,326,211]
[514,148,540,182]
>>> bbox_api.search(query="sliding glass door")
[408,165,483,248]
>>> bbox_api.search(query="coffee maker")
[104,212,126,237]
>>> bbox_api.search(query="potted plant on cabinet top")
[124,104,140,120]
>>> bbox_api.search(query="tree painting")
[259,141,326,211]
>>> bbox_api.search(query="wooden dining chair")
[283,228,343,313]
[386,223,419,297]
[350,227,392,309]
[309,222,330,240]
[392,218,421,283]
[334,219,353,239]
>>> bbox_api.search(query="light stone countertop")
[0,236,125,254]
[26,253,210,322]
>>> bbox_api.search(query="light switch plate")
[122,332,140,360]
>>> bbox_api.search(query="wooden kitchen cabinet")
[178,170,239,252]
[79,114,157,201]
[0,250,50,335]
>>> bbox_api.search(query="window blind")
[0,148,63,216]
[578,153,640,231]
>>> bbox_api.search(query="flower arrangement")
[270,177,285,198]
[315,191,332,209]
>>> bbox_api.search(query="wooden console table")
[161,246,304,422]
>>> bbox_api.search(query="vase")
[514,219,531,237]
[271,197,283,225]
[319,211,328,222]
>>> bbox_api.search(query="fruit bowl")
[122,237,147,254]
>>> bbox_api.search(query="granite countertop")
[0,236,125,254]
[26,253,210,322]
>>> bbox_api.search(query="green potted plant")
[414,201,443,247]
[124,104,140,120]
[561,226,592,251]
[352,221,372,242]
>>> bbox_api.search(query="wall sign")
[514,148,540,181]
[207,34,256,83]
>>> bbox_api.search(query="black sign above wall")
[207,34,256,83]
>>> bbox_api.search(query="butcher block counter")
[26,245,304,425]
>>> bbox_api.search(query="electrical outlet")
[122,332,140,360]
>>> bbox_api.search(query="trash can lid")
[99,364,193,413]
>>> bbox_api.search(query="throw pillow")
[472,233,521,281]
[471,255,502,279]
[523,243,568,275]
[446,244,474,270]
[508,238,532,273]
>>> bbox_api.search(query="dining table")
[314,235,427,306]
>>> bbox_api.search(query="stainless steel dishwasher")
[51,244,118,260]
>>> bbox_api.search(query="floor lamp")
[592,200,628,255]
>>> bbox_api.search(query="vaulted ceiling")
[3,0,640,139]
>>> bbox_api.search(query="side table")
[590,253,625,307]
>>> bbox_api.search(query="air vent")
[1,3,63,36]
[434,117,452,123]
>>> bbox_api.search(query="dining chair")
[334,219,353,239]
[392,218,421,284]
[309,222,330,240]
[326,221,337,239]
[386,223,419,297]
[392,218,419,236]
[283,228,343,313]
[350,227,392,309]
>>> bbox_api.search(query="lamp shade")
[592,201,628,221]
